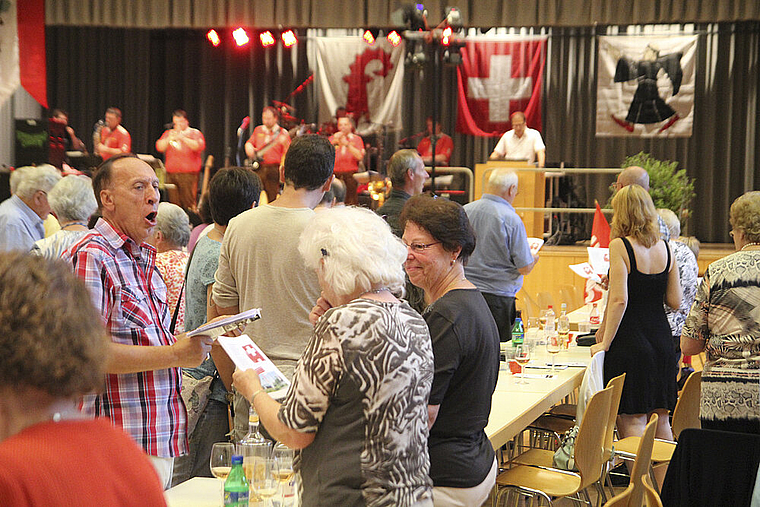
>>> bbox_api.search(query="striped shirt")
[65,218,187,457]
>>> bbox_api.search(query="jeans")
[171,399,230,487]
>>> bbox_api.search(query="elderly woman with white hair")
[657,209,699,365]
[31,175,97,259]
[233,206,435,507]
[149,202,192,332]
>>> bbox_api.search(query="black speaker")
[15,119,48,167]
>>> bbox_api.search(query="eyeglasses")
[403,241,441,253]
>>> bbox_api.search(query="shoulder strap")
[663,239,671,273]
[620,237,637,272]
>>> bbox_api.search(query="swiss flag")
[456,39,546,137]
[590,201,611,248]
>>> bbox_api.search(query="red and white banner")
[311,37,404,135]
[456,38,546,137]
[0,0,47,108]
[596,35,697,138]
[590,201,611,248]
[0,1,20,108]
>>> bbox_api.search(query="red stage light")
[363,30,375,45]
[441,26,452,46]
[281,29,297,47]
[387,30,401,47]
[206,29,221,47]
[260,31,276,47]
[232,27,250,47]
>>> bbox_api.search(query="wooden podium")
[474,161,545,237]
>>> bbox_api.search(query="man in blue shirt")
[464,169,538,341]
[0,165,61,252]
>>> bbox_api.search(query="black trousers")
[481,292,516,343]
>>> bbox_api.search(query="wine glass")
[252,457,279,506]
[514,344,531,384]
[546,333,561,373]
[273,444,295,505]
[209,442,235,498]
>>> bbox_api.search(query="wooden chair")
[536,291,556,313]
[642,475,663,507]
[560,284,583,311]
[517,288,539,320]
[602,413,659,507]
[517,374,626,504]
[613,371,702,492]
[495,386,613,506]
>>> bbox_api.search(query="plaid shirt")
[65,218,187,457]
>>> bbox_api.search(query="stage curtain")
[45,0,760,29]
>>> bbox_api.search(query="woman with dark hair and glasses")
[399,195,499,507]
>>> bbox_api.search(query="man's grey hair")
[14,165,61,200]
[155,202,191,247]
[487,169,518,194]
[387,149,422,188]
[49,175,98,222]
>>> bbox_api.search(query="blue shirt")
[464,194,534,297]
[0,195,45,252]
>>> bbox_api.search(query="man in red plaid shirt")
[65,154,213,488]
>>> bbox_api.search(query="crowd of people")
[0,107,758,505]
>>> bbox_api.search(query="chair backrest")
[642,474,664,507]
[672,370,702,439]
[560,284,583,310]
[603,373,626,458]
[575,386,613,489]
[517,288,539,319]
[603,484,633,507]
[628,413,659,507]
[536,291,556,313]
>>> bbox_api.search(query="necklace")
[60,221,87,230]
[364,287,388,295]
[741,242,760,251]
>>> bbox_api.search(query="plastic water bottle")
[558,303,570,349]
[224,455,249,506]
[544,305,556,335]
[511,311,524,346]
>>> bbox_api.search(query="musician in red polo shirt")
[97,107,131,161]
[156,109,206,211]
[245,107,291,201]
[329,116,365,206]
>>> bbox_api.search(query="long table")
[486,345,590,450]
[166,346,591,505]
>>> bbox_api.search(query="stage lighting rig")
[281,29,298,47]
[387,30,402,47]
[363,28,380,45]
[232,27,250,47]
[260,30,276,47]
[206,29,221,47]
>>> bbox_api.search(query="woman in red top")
[329,116,365,205]
[0,253,167,506]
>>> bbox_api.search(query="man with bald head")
[65,154,213,488]
[615,165,669,240]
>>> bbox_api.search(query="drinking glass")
[252,457,279,506]
[273,444,296,505]
[209,442,235,498]
[514,344,531,384]
[546,334,561,373]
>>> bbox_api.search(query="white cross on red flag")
[456,38,546,137]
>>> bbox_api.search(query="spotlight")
[441,26,452,46]
[281,29,297,47]
[445,7,464,31]
[387,30,402,47]
[232,27,250,47]
[363,29,376,45]
[260,30,276,47]
[206,29,220,47]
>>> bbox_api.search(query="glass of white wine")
[546,333,561,373]
[273,444,295,504]
[253,457,279,506]
[514,344,531,384]
[209,442,235,499]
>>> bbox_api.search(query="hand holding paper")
[218,334,290,400]
[570,262,602,283]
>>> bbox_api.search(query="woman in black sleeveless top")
[590,185,682,444]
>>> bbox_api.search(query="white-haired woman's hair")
[657,208,680,239]
[155,202,191,247]
[298,206,407,298]
[49,175,98,222]
[487,169,518,193]
[14,165,61,200]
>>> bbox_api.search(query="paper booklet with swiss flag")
[456,38,546,137]
[217,334,291,401]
